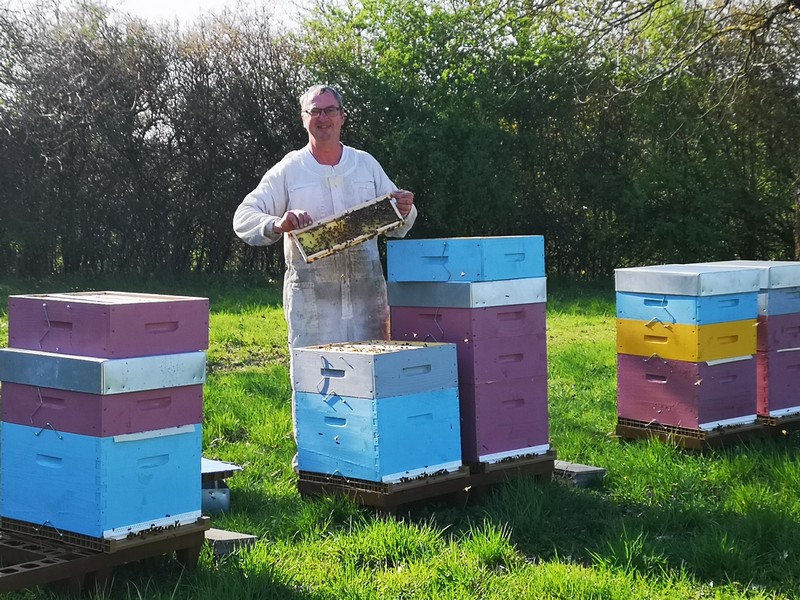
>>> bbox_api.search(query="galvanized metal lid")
[387,277,547,308]
[0,348,206,394]
[614,264,762,296]
[698,260,800,289]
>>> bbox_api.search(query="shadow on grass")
[209,433,800,597]
[412,438,800,595]
[105,549,316,600]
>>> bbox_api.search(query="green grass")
[1,274,799,598]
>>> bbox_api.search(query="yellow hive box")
[289,194,404,263]
[616,318,757,362]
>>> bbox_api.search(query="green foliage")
[1,0,799,276]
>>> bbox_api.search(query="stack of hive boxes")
[0,291,208,541]
[615,265,762,431]
[293,341,463,483]
[701,261,800,419]
[386,236,550,465]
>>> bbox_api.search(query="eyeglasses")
[304,106,342,118]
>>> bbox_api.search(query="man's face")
[302,91,344,144]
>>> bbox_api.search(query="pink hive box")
[390,304,545,342]
[617,353,757,430]
[757,349,800,417]
[446,333,546,384]
[1,382,204,437]
[757,313,800,352]
[8,291,209,358]
[458,375,549,463]
[390,305,547,384]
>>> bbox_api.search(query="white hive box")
[699,261,800,290]
[292,340,458,398]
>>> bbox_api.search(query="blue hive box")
[0,422,202,539]
[615,291,758,325]
[387,236,545,282]
[295,387,462,483]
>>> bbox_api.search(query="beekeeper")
[233,84,417,350]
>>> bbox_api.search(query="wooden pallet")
[297,467,472,513]
[0,516,209,554]
[615,417,769,450]
[462,451,556,502]
[0,517,210,594]
[298,451,557,512]
[757,412,800,434]
[467,450,556,479]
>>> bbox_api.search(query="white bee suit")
[233,144,417,350]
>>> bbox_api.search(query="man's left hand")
[391,190,414,217]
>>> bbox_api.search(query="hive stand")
[202,457,243,515]
[0,517,210,595]
[615,417,770,451]
[757,412,800,435]
[298,467,473,516]
[298,450,556,515]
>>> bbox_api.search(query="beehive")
[615,264,761,431]
[292,340,457,398]
[457,375,549,463]
[615,318,757,363]
[0,290,209,542]
[388,277,546,309]
[295,388,462,483]
[615,291,757,325]
[388,236,550,465]
[293,341,462,483]
[0,382,203,437]
[391,305,547,383]
[0,348,206,394]
[757,349,800,417]
[695,260,800,417]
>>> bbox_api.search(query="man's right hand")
[273,209,313,233]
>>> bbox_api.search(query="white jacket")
[233,144,418,349]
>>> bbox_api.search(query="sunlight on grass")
[3,274,800,599]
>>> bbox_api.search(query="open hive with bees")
[289,194,404,263]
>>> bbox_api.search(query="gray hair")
[299,85,344,112]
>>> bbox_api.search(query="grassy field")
[1,274,799,599]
